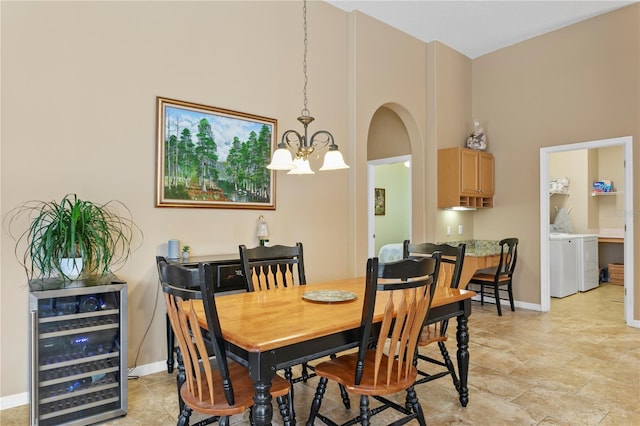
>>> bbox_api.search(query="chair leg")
[405,386,426,426]
[438,340,460,391]
[494,281,502,316]
[177,404,192,426]
[284,367,296,420]
[480,283,485,305]
[508,282,515,311]
[328,353,351,409]
[359,395,371,426]
[301,362,310,382]
[306,377,327,426]
[339,384,351,409]
[219,415,230,426]
[276,395,293,426]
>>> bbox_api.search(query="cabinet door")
[460,149,479,195]
[478,152,494,196]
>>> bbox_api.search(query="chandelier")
[267,0,349,175]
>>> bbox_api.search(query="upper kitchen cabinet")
[438,147,494,209]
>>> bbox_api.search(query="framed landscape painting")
[156,97,277,209]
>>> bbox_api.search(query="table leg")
[248,352,275,425]
[253,380,274,425]
[456,301,470,407]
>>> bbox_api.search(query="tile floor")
[2,284,638,425]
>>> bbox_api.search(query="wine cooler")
[29,276,127,425]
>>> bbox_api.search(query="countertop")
[437,240,502,257]
[379,240,502,263]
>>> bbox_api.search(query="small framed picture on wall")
[375,188,385,216]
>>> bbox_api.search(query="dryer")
[550,233,599,297]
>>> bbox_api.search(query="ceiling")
[325,1,637,58]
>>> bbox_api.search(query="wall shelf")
[591,191,622,196]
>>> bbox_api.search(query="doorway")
[367,156,412,258]
[539,136,635,327]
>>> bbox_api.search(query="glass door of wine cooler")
[29,278,127,426]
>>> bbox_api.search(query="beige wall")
[367,107,410,161]
[1,0,639,403]
[1,0,351,398]
[428,42,475,243]
[549,150,589,233]
[471,4,639,309]
[350,11,429,272]
[597,146,625,231]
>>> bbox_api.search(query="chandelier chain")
[302,0,309,117]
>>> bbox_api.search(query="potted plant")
[182,245,190,261]
[4,194,142,281]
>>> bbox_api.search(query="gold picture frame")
[156,97,277,209]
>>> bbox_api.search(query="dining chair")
[467,237,519,316]
[239,243,306,291]
[239,243,350,416]
[161,261,292,426]
[306,254,441,426]
[403,241,466,390]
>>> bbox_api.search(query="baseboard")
[127,360,169,379]
[0,360,170,411]
[628,318,640,328]
[0,392,29,411]
[470,295,541,312]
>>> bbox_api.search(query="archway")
[366,104,422,259]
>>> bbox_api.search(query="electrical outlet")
[458,225,463,235]
[446,226,451,236]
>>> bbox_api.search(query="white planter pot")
[59,257,83,280]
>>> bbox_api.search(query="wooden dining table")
[189,277,476,425]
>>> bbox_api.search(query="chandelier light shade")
[288,158,314,175]
[319,146,350,171]
[267,146,295,171]
[266,0,349,174]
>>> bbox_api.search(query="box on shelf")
[608,263,624,285]
[593,180,614,193]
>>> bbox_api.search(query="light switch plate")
[458,225,463,235]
